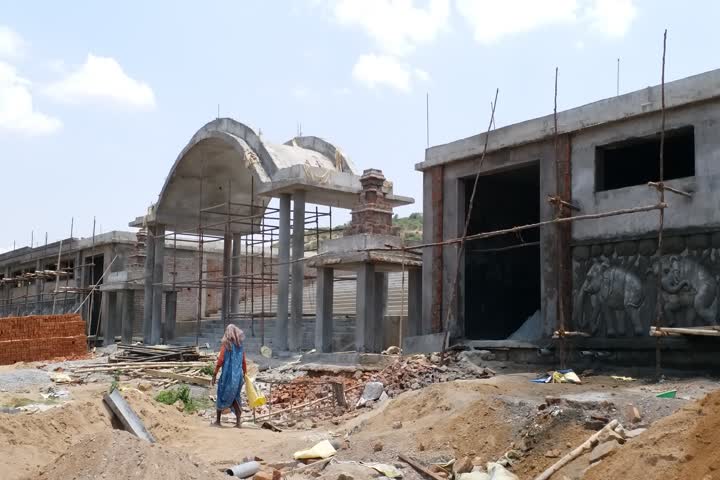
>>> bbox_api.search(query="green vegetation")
[199,363,214,376]
[108,370,121,394]
[393,212,423,242]
[155,385,211,413]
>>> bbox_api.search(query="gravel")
[0,369,51,392]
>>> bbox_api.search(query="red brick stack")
[0,314,87,365]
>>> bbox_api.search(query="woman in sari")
[211,324,247,428]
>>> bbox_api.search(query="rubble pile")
[264,351,495,419]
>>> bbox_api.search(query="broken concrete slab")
[402,333,446,354]
[103,389,155,443]
[589,440,619,463]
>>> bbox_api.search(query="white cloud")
[45,54,156,110]
[0,26,25,59]
[456,0,637,44]
[0,61,62,135]
[333,0,450,56]
[352,54,429,92]
[456,0,578,44]
[586,0,637,37]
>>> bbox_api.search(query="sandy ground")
[1,360,719,480]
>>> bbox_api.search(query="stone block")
[590,440,619,463]
[602,244,615,257]
[573,246,590,260]
[638,239,658,256]
[687,234,710,250]
[616,241,638,256]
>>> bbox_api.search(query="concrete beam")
[289,190,306,351]
[274,194,291,351]
[408,268,422,337]
[220,233,232,327]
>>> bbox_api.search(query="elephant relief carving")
[575,259,645,337]
[650,255,719,326]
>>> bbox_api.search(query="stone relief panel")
[571,233,720,337]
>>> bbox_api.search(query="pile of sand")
[32,430,225,480]
[585,389,720,480]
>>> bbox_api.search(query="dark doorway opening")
[464,163,541,339]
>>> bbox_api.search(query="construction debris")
[103,389,156,443]
[110,344,202,363]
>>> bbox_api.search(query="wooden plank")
[103,389,155,443]
[398,454,445,480]
[143,369,211,386]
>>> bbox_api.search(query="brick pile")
[0,313,87,365]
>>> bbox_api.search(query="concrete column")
[315,268,334,353]
[373,272,388,352]
[407,268,423,337]
[274,194,291,351]
[355,264,376,352]
[289,191,306,351]
[151,225,165,345]
[164,291,177,342]
[220,233,232,327]
[101,291,116,346]
[230,234,242,314]
[121,290,135,344]
[142,228,156,344]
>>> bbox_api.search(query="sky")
[2,0,720,251]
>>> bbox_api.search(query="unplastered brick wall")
[0,313,87,365]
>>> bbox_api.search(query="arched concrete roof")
[139,118,357,235]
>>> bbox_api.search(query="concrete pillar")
[151,225,165,345]
[230,234,242,314]
[315,268,334,353]
[164,291,177,342]
[142,228,156,344]
[274,194,291,351]
[74,251,83,306]
[121,290,135,344]
[101,291,117,346]
[407,268,423,337]
[289,191,306,351]
[355,264,376,352]
[220,233,232,327]
[373,271,388,352]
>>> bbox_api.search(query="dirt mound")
[585,389,720,480]
[0,397,111,479]
[32,430,225,480]
[345,381,513,464]
[122,387,194,441]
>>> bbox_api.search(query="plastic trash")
[486,462,518,480]
[458,472,491,480]
[293,440,337,460]
[656,389,677,398]
[530,369,581,384]
[226,460,261,477]
[244,375,266,408]
[362,462,403,478]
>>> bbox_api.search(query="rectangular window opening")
[595,126,695,192]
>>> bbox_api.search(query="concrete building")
[0,231,262,343]
[417,68,720,358]
[132,118,413,351]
